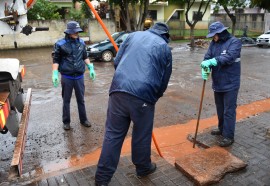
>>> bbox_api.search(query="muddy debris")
[194,39,210,48]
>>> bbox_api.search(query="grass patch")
[80,32,89,37]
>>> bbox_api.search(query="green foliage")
[250,0,270,11]
[108,0,139,5]
[68,8,83,21]
[81,2,93,18]
[27,0,62,20]
[215,0,246,10]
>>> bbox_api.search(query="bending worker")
[52,21,96,130]
[95,22,172,186]
[201,21,242,147]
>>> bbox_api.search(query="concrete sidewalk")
[11,111,270,186]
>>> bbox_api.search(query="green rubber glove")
[52,70,59,87]
[201,67,211,80]
[87,63,96,80]
[200,58,217,69]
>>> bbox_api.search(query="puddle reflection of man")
[201,21,242,147]
[95,22,172,186]
[51,21,96,130]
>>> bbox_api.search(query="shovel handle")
[193,80,206,148]
[152,133,163,158]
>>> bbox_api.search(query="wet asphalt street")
[0,43,270,183]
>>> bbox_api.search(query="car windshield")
[105,32,122,41]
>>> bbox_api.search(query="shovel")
[193,79,206,148]
[152,133,163,157]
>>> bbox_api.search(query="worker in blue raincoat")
[201,21,242,147]
[52,21,96,130]
[95,22,172,186]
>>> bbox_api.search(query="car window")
[105,32,121,41]
[118,33,129,42]
[265,31,270,34]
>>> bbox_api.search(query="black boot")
[63,123,70,130]
[211,128,222,135]
[137,163,157,178]
[219,137,234,147]
[81,120,92,127]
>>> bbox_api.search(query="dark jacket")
[53,36,88,76]
[109,29,172,104]
[204,31,242,92]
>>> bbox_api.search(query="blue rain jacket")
[204,32,242,92]
[53,36,88,76]
[109,29,172,104]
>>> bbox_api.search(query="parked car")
[86,31,129,62]
[256,30,270,47]
[240,37,256,47]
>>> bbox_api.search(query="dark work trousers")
[95,92,155,184]
[214,89,239,139]
[61,76,88,124]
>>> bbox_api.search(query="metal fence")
[163,20,265,39]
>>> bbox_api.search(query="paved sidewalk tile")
[192,111,270,186]
[33,152,193,186]
[25,112,270,185]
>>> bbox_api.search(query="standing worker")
[52,21,96,130]
[242,25,248,37]
[201,21,242,147]
[95,22,172,186]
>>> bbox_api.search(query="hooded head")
[64,21,83,35]
[206,21,228,38]
[150,22,170,40]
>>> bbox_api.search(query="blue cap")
[151,22,170,35]
[64,21,83,34]
[206,21,228,38]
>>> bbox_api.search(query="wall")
[0,19,116,50]
[265,13,270,32]
[149,5,165,22]
[88,19,116,42]
[164,3,185,22]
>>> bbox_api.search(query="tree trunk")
[135,0,149,31]
[125,0,131,31]
[190,25,195,47]
[231,18,236,36]
[223,6,236,35]
[140,0,149,30]
[131,3,137,30]
[184,0,211,49]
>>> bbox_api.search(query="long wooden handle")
[193,80,206,148]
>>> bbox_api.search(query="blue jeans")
[95,92,155,184]
[61,76,88,124]
[214,89,239,139]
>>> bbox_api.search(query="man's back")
[110,30,172,104]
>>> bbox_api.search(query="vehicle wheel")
[15,92,24,113]
[5,110,19,137]
[0,126,8,134]
[102,50,113,62]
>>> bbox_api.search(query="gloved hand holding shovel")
[201,67,211,80]
[201,58,217,69]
